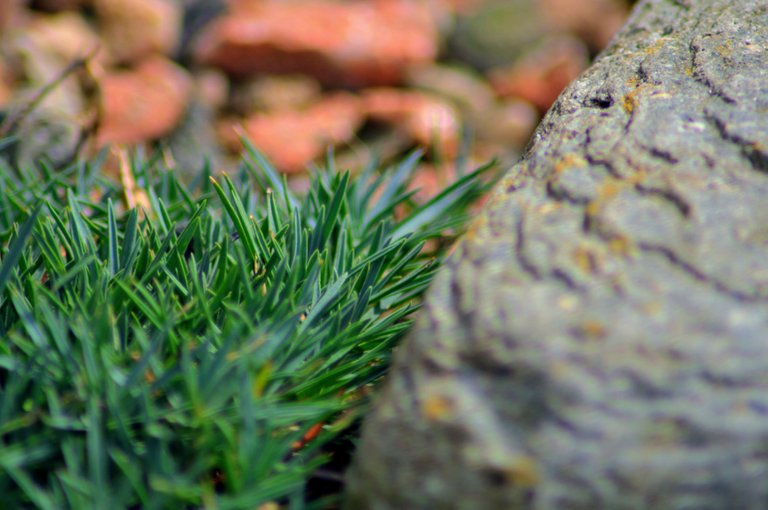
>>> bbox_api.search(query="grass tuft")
[0,138,496,508]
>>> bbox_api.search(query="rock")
[409,158,490,207]
[476,98,538,149]
[347,1,768,509]
[409,164,444,203]
[219,93,364,173]
[448,0,546,70]
[537,0,630,51]
[29,0,88,12]
[193,0,439,87]
[94,0,182,65]
[192,68,229,111]
[489,35,590,113]
[333,129,413,176]
[10,111,83,167]
[25,11,105,66]
[98,56,192,145]
[449,0,628,70]
[1,16,89,166]
[178,0,227,59]
[406,63,497,119]
[0,0,26,33]
[229,74,322,115]
[165,99,225,181]
[363,88,461,158]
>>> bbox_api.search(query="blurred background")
[0,0,631,193]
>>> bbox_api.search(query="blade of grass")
[0,204,40,298]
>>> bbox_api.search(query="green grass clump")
[0,137,494,509]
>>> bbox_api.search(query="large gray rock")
[346,1,768,508]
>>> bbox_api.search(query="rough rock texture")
[193,0,439,87]
[97,56,192,146]
[346,1,768,509]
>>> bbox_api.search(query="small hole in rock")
[588,96,614,109]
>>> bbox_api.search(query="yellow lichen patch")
[715,40,733,58]
[608,235,635,258]
[626,168,647,185]
[503,456,539,487]
[622,92,637,114]
[598,180,621,200]
[421,394,455,421]
[642,301,662,316]
[463,214,488,243]
[643,37,667,56]
[585,199,601,219]
[553,154,588,175]
[557,294,579,311]
[580,319,607,340]
[586,177,624,218]
[500,172,521,191]
[573,246,599,274]
[622,83,650,114]
[684,66,694,77]
[536,202,562,216]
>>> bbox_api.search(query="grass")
[0,135,495,509]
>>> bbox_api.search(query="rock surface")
[94,0,181,65]
[1,0,619,176]
[98,56,192,145]
[362,88,462,158]
[489,35,590,114]
[346,1,768,509]
[193,0,439,87]
[218,92,364,174]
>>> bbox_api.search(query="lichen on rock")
[346,1,768,508]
